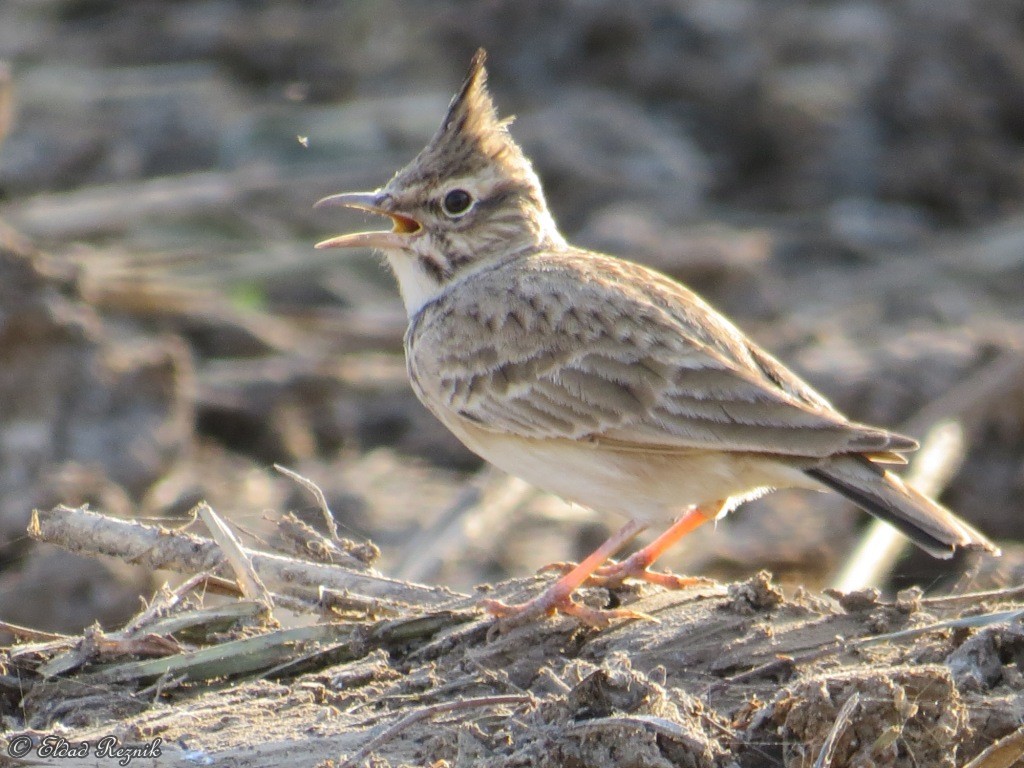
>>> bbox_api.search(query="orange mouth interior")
[391,212,421,234]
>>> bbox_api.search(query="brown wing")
[408,249,917,460]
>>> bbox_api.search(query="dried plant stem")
[29,505,465,608]
[813,692,860,768]
[339,694,534,768]
[196,503,272,606]
[274,463,340,542]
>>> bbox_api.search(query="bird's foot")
[480,571,652,630]
[539,505,721,592]
[541,556,713,590]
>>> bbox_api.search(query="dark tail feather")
[806,455,999,559]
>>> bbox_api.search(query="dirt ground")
[1,2,1023,766]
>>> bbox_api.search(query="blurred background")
[0,0,1022,636]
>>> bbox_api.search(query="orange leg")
[482,502,723,628]
[587,502,722,589]
[480,518,647,628]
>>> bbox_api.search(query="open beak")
[314,192,422,250]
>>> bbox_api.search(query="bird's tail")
[805,454,999,559]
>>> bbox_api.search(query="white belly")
[447,418,819,524]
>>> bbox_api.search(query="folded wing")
[409,250,916,461]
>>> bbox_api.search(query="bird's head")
[316,49,563,315]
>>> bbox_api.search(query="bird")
[314,49,999,627]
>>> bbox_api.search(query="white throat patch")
[384,251,447,316]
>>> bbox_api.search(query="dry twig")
[961,725,1024,768]
[197,502,273,608]
[338,694,534,768]
[813,692,860,768]
[29,505,465,608]
[274,463,340,542]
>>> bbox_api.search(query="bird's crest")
[438,49,502,139]
[411,49,521,178]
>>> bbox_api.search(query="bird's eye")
[442,189,473,217]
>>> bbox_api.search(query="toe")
[634,571,715,590]
[479,591,649,630]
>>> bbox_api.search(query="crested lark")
[315,50,999,626]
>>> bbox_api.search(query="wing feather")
[408,250,916,459]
